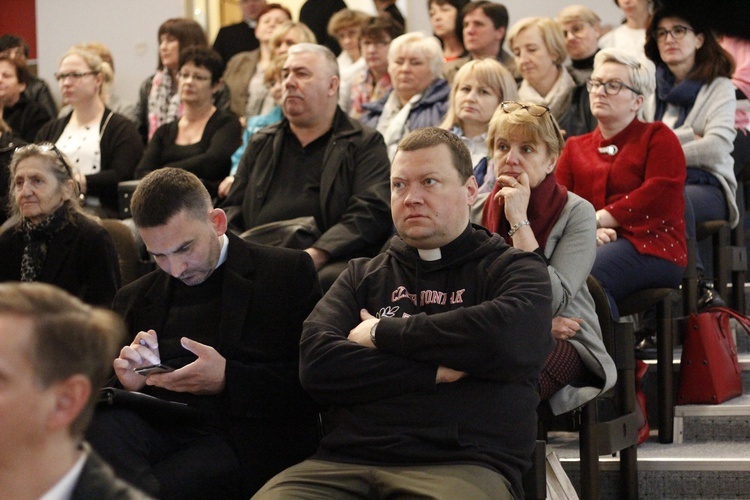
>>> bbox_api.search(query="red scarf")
[481,174,568,251]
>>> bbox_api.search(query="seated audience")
[556,49,687,319]
[299,0,347,55]
[212,0,266,63]
[346,15,404,118]
[443,1,516,84]
[136,47,242,199]
[479,101,616,418]
[556,5,603,85]
[556,49,687,442]
[0,34,57,119]
[440,58,517,191]
[0,53,52,143]
[218,56,285,199]
[598,0,652,58]
[222,44,392,290]
[328,9,370,113]
[223,4,292,121]
[59,42,138,124]
[252,127,554,500]
[361,32,450,158]
[135,18,230,142]
[87,168,322,498]
[37,47,143,218]
[509,17,596,138]
[0,282,150,499]
[428,0,469,62]
[0,117,25,224]
[642,7,738,296]
[0,143,120,306]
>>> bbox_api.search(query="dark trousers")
[86,407,243,499]
[684,168,729,278]
[592,237,685,320]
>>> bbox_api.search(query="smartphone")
[135,364,175,376]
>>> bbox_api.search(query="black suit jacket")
[213,22,259,63]
[0,212,121,306]
[72,445,153,500]
[112,231,322,494]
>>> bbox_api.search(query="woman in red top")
[556,47,687,319]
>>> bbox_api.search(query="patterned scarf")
[147,69,183,140]
[654,63,703,129]
[19,206,69,282]
[518,68,577,120]
[350,70,392,120]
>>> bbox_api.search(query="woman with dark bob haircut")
[135,18,230,142]
[136,47,242,198]
[643,6,737,303]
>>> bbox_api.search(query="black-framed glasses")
[500,101,550,117]
[586,79,642,96]
[652,25,695,41]
[54,71,98,81]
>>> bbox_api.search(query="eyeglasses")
[54,71,98,81]
[500,101,550,117]
[652,25,695,41]
[586,79,642,96]
[178,72,211,82]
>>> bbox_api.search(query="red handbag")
[677,307,750,405]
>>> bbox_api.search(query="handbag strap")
[704,306,750,335]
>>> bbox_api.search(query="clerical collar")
[418,248,442,261]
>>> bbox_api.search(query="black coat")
[212,22,259,63]
[112,232,322,495]
[0,212,121,306]
[72,445,153,500]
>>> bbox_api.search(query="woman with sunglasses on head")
[0,143,120,306]
[136,47,241,199]
[36,47,143,219]
[478,100,616,424]
[642,8,737,304]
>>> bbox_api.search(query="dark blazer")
[112,231,322,495]
[213,22,259,63]
[0,212,121,306]
[36,109,145,216]
[72,445,154,500]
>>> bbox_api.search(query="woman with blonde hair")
[509,16,596,138]
[440,58,517,191]
[36,47,143,218]
[480,101,616,420]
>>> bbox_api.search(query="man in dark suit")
[0,282,149,499]
[87,168,322,498]
[213,0,266,62]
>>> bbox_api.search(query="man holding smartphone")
[87,168,323,498]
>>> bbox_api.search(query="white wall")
[35,0,624,111]
[36,0,185,111]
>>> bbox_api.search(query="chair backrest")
[99,219,153,286]
[587,275,615,356]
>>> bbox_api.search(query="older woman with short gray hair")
[361,32,449,158]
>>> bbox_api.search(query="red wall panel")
[0,0,38,59]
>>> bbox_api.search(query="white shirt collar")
[216,234,229,269]
[39,449,87,500]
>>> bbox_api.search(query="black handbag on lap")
[239,216,320,250]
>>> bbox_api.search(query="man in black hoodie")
[254,128,554,500]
